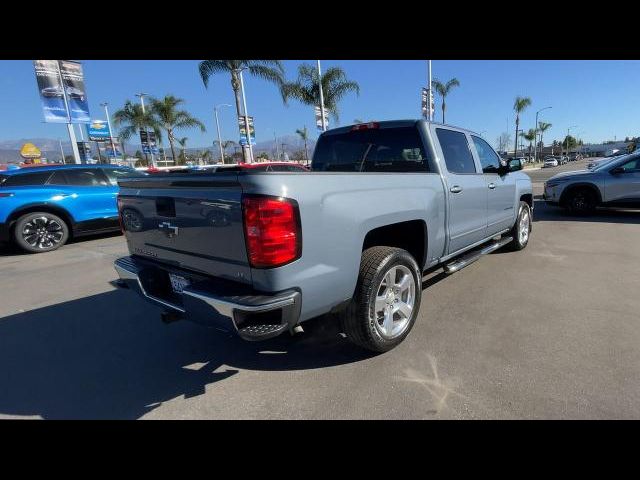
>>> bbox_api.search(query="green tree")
[113,100,161,163]
[150,95,205,165]
[562,135,578,151]
[513,96,532,155]
[281,63,360,124]
[537,121,552,159]
[295,126,310,162]
[432,78,461,124]
[199,60,285,162]
[521,129,537,159]
[256,151,270,161]
[176,137,188,163]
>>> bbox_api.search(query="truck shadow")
[0,289,374,419]
[532,198,640,225]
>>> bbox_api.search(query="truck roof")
[322,119,481,137]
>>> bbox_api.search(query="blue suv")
[0,164,146,253]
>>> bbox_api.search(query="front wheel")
[339,246,422,353]
[507,201,531,251]
[13,212,69,253]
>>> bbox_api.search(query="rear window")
[0,171,53,187]
[312,126,430,172]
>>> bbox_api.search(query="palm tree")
[150,95,205,165]
[432,78,460,124]
[199,149,212,164]
[521,129,537,160]
[513,96,532,156]
[113,100,161,165]
[295,126,309,163]
[538,121,552,159]
[216,140,237,161]
[176,137,188,163]
[198,60,285,162]
[281,63,360,124]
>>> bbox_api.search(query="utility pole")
[317,60,327,131]
[238,69,254,163]
[135,92,155,167]
[214,103,230,164]
[533,106,552,164]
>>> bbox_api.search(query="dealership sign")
[20,143,42,159]
[238,116,256,146]
[33,60,90,124]
[87,120,111,141]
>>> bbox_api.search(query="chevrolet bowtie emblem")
[158,221,179,238]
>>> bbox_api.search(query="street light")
[135,92,155,167]
[214,103,231,164]
[100,102,118,164]
[234,68,254,163]
[533,106,552,164]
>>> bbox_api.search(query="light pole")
[427,60,433,121]
[236,69,254,163]
[567,125,578,158]
[533,106,552,164]
[58,138,64,163]
[214,103,231,164]
[100,102,118,165]
[135,92,155,167]
[317,60,327,131]
[274,132,279,160]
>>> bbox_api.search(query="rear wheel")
[339,246,422,353]
[13,212,69,253]
[565,187,597,215]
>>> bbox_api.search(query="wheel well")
[559,184,601,206]
[362,220,427,270]
[520,193,533,209]
[7,206,75,237]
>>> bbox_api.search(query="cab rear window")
[312,126,430,172]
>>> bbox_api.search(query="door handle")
[450,186,463,194]
[488,183,496,189]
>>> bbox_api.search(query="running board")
[443,236,513,275]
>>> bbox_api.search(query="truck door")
[434,127,488,254]
[470,135,516,235]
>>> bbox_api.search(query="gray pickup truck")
[114,120,533,352]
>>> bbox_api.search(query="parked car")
[544,152,640,214]
[0,165,146,253]
[114,119,533,352]
[544,157,559,168]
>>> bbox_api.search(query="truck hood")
[547,169,594,182]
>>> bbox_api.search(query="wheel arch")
[361,219,428,271]
[559,183,602,206]
[7,204,76,238]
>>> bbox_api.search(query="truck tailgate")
[117,173,251,284]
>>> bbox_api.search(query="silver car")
[544,152,640,213]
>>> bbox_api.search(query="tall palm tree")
[295,126,309,163]
[538,121,552,158]
[150,95,205,165]
[113,100,161,164]
[218,140,237,161]
[521,129,537,159]
[432,78,460,124]
[513,96,532,156]
[281,63,360,124]
[198,60,285,162]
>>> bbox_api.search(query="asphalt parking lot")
[1,158,639,419]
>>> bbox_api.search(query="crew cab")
[544,152,640,213]
[114,120,533,352]
[0,164,145,252]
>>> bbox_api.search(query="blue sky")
[0,60,638,149]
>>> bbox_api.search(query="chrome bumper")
[114,256,301,341]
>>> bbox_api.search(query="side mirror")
[610,166,625,175]
[506,158,523,172]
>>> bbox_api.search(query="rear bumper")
[114,255,301,341]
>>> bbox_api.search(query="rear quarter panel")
[239,172,446,321]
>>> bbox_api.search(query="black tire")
[507,201,531,251]
[13,212,69,253]
[564,187,597,215]
[339,246,422,353]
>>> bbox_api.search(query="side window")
[64,169,109,186]
[435,129,477,174]
[472,135,501,174]
[2,171,52,187]
[620,158,640,172]
[48,171,68,185]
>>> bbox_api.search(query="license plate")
[169,273,190,293]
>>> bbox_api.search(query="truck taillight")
[242,195,301,268]
[351,122,379,131]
